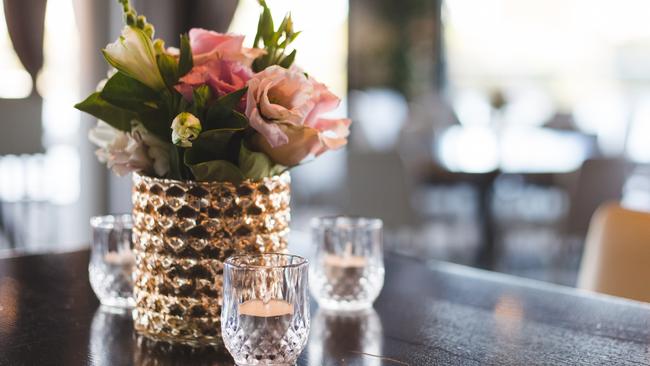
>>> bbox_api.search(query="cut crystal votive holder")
[310,217,385,311]
[222,254,310,366]
[89,214,135,309]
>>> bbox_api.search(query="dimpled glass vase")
[131,172,291,347]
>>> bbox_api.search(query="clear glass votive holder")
[89,214,135,308]
[310,217,384,311]
[222,254,310,366]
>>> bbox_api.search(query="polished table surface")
[1,250,650,365]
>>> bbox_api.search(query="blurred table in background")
[420,126,601,276]
[438,126,597,175]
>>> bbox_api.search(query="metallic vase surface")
[131,172,291,347]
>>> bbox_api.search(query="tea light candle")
[237,299,295,341]
[323,244,367,268]
[239,299,294,317]
[322,246,368,298]
[104,249,135,266]
[323,253,367,268]
[310,216,384,310]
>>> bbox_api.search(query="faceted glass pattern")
[310,217,385,311]
[222,254,310,365]
[131,173,291,347]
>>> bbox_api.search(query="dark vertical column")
[433,0,446,92]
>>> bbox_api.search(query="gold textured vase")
[131,172,291,347]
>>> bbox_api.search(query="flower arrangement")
[77,0,350,182]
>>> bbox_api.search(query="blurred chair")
[577,202,650,302]
[565,158,631,238]
[345,150,419,229]
[551,158,630,279]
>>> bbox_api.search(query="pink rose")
[174,29,262,106]
[175,59,252,104]
[245,66,351,166]
[189,28,264,67]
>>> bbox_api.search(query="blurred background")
[1,0,650,286]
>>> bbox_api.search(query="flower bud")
[144,24,155,39]
[171,112,202,147]
[119,0,130,12]
[285,15,294,35]
[125,11,136,26]
[137,15,147,29]
[153,39,165,54]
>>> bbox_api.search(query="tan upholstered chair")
[577,202,650,302]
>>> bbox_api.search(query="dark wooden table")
[1,250,650,365]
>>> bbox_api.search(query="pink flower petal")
[188,28,262,67]
[248,109,289,148]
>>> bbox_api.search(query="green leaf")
[288,31,301,43]
[239,141,285,180]
[187,160,244,183]
[261,6,274,44]
[167,146,183,180]
[192,85,211,112]
[157,52,179,88]
[219,87,248,110]
[252,58,265,73]
[203,88,249,131]
[74,92,135,132]
[179,33,193,76]
[100,71,159,111]
[190,129,240,161]
[204,108,248,131]
[278,14,290,35]
[184,150,244,183]
[138,108,172,142]
[279,49,296,68]
[253,10,264,47]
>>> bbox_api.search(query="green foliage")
[278,49,296,69]
[239,141,285,180]
[203,88,249,131]
[183,138,285,183]
[179,34,193,77]
[100,71,158,111]
[74,92,135,132]
[218,87,248,111]
[190,129,241,162]
[191,85,211,115]
[167,146,184,180]
[252,0,300,72]
[157,52,179,88]
[137,107,172,142]
[185,158,245,183]
[184,132,245,182]
[98,71,172,141]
